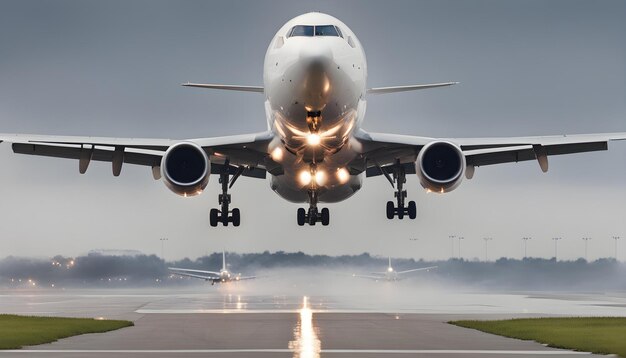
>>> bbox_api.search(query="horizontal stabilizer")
[367,82,458,95]
[182,82,264,93]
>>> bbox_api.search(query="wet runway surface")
[1,287,625,357]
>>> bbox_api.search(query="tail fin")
[222,250,226,271]
[388,256,392,270]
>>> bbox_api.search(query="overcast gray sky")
[0,0,625,261]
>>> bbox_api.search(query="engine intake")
[161,142,210,196]
[417,141,465,193]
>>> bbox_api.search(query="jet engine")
[161,142,210,197]
[416,141,465,193]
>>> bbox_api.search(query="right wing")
[0,131,277,179]
[182,82,264,93]
[169,271,220,281]
[169,267,221,276]
[352,273,385,280]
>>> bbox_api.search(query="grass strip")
[0,314,133,349]
[450,317,626,357]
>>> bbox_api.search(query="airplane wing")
[352,273,385,280]
[169,267,221,275]
[169,271,219,281]
[353,129,626,176]
[236,275,256,281]
[396,266,438,275]
[182,83,264,93]
[0,131,277,179]
[367,82,458,95]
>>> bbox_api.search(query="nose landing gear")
[296,185,330,226]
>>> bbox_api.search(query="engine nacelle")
[416,141,465,193]
[161,142,210,197]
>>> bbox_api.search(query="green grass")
[0,314,133,349]
[450,317,626,357]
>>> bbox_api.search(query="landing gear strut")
[297,189,329,226]
[209,162,241,227]
[385,163,417,220]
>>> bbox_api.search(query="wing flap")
[12,143,162,167]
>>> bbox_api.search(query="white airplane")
[353,257,437,282]
[2,12,625,227]
[169,250,255,285]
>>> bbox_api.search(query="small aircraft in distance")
[353,257,437,282]
[169,251,255,285]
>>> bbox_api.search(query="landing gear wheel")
[384,162,418,220]
[231,208,240,227]
[386,201,395,220]
[297,208,306,226]
[209,209,219,227]
[209,161,245,227]
[408,201,417,219]
[321,208,330,226]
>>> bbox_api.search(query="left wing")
[367,82,459,95]
[0,131,276,179]
[236,275,256,281]
[352,129,626,176]
[396,266,438,275]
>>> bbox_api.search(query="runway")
[1,287,625,357]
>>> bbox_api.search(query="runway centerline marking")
[3,349,590,355]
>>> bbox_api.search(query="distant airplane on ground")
[169,251,255,285]
[2,12,624,227]
[353,257,437,282]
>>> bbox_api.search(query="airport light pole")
[160,238,168,260]
[582,237,592,261]
[458,236,464,259]
[483,237,493,262]
[613,236,621,260]
[449,235,456,259]
[552,237,562,261]
[522,237,532,259]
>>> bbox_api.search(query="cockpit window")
[289,25,314,37]
[335,26,344,38]
[287,25,343,38]
[314,25,339,37]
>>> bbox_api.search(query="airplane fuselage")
[264,13,367,203]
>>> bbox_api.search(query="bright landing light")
[336,168,349,183]
[299,171,312,186]
[271,147,283,162]
[314,171,326,186]
[307,133,321,146]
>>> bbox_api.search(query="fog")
[2,251,625,293]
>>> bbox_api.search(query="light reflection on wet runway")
[289,297,321,358]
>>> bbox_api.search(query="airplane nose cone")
[297,44,335,111]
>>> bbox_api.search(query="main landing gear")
[385,164,417,220]
[297,188,330,226]
[209,162,241,227]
